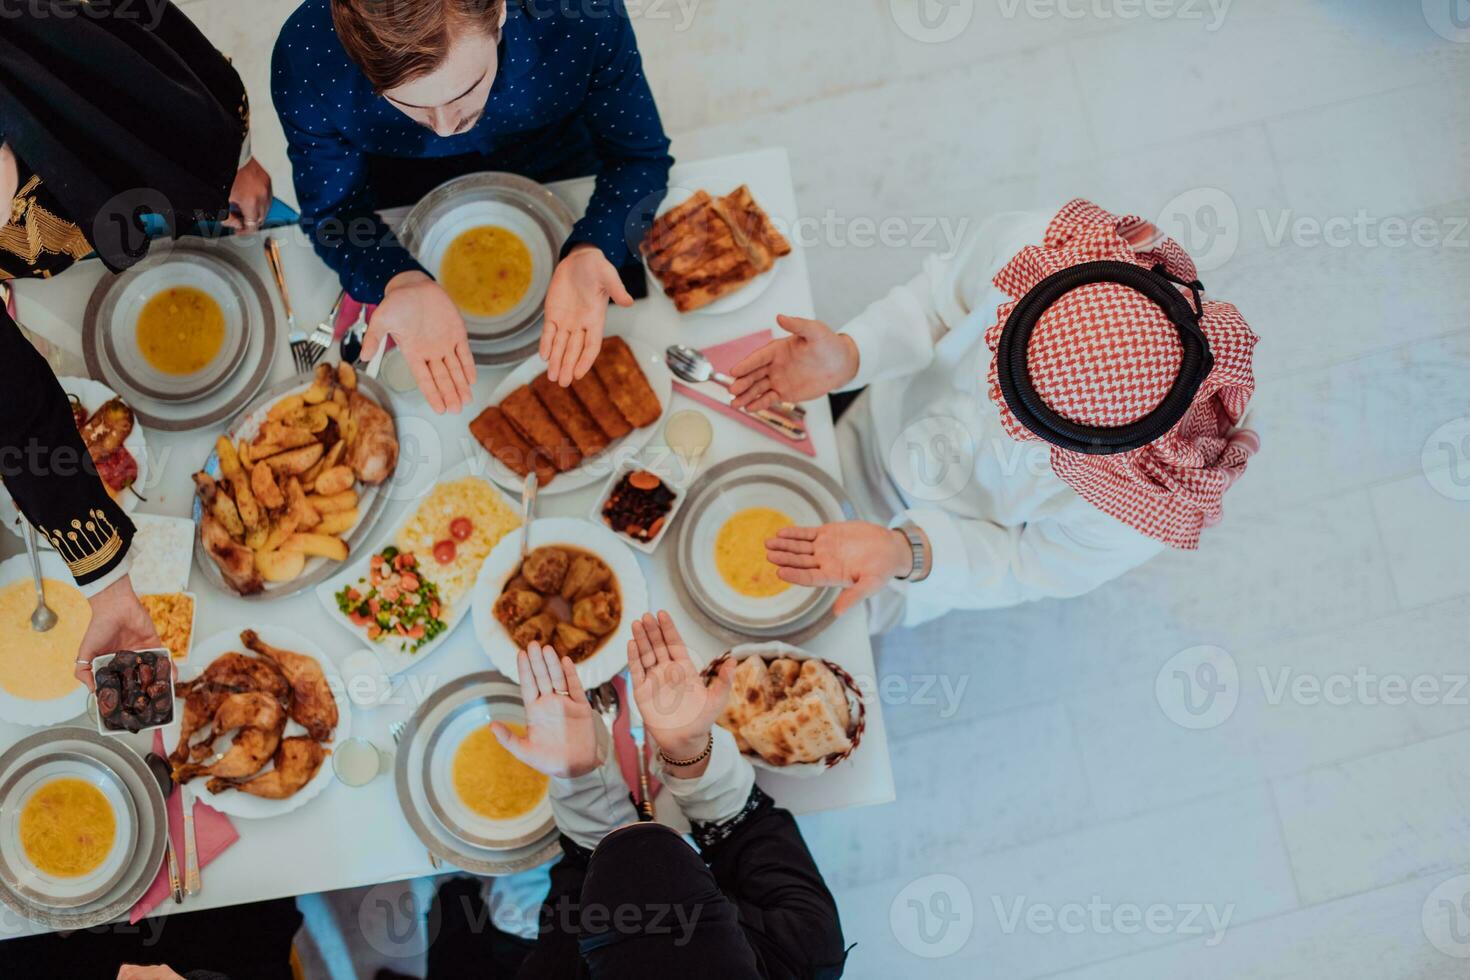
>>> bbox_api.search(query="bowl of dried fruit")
[591,454,696,554]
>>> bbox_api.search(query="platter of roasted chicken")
[0,378,147,542]
[167,627,348,818]
[191,362,399,599]
[467,335,671,495]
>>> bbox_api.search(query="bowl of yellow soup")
[672,453,855,644]
[0,754,137,909]
[0,551,93,728]
[423,699,553,851]
[106,256,248,403]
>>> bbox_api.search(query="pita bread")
[764,658,801,700]
[791,659,851,731]
[717,656,769,753]
[740,692,852,766]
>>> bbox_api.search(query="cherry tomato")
[450,517,473,541]
[433,539,457,565]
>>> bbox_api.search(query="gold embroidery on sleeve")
[0,176,92,271]
[40,509,123,579]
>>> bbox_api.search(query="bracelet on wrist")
[658,732,713,769]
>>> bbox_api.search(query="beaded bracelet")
[658,732,714,768]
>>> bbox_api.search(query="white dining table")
[0,147,894,939]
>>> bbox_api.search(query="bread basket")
[701,641,866,777]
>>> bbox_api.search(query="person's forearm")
[547,721,638,850]
[564,153,672,265]
[0,311,133,587]
[653,726,755,826]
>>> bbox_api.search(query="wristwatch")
[894,522,930,582]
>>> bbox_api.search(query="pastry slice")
[591,336,661,428]
[531,373,610,457]
[717,655,769,754]
[740,692,852,766]
[501,385,581,472]
[469,405,557,486]
[790,659,851,731]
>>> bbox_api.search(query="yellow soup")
[0,578,89,700]
[714,507,794,599]
[451,723,548,821]
[440,226,534,318]
[19,777,116,878]
[136,286,226,376]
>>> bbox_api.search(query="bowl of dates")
[91,648,175,735]
[600,467,679,549]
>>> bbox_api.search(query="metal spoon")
[665,345,806,418]
[144,752,184,904]
[22,523,56,633]
[518,471,538,563]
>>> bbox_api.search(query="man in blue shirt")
[272,0,673,412]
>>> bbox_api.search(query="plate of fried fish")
[467,335,671,495]
[166,627,348,819]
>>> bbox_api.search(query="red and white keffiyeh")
[984,199,1259,550]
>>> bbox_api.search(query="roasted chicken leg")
[241,630,338,741]
[208,737,327,798]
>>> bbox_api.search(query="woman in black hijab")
[0,0,269,683]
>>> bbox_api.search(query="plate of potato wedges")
[190,362,401,599]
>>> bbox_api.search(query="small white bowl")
[89,648,176,737]
[588,449,703,555]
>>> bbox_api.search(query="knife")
[626,686,656,821]
[181,782,201,896]
[680,378,808,441]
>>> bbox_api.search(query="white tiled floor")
[178,1,1470,977]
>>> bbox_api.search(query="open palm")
[493,642,600,778]
[627,611,734,758]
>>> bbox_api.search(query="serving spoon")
[518,471,539,563]
[22,523,56,633]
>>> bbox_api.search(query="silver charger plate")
[397,172,575,366]
[669,453,856,646]
[84,239,279,431]
[190,372,399,601]
[0,751,139,909]
[395,673,561,875]
[0,728,166,930]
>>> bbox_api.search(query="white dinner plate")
[0,377,150,544]
[165,626,351,819]
[0,551,91,728]
[315,462,522,678]
[476,335,674,496]
[423,699,554,850]
[472,517,647,693]
[0,754,138,908]
[416,201,556,341]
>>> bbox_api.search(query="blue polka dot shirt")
[271,0,674,303]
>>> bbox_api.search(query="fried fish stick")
[469,406,556,485]
[591,336,661,428]
[570,371,633,440]
[530,374,609,457]
[501,386,581,472]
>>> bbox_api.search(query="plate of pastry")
[165,626,350,819]
[467,335,672,496]
[640,184,792,315]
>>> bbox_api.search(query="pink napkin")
[333,295,396,354]
[610,675,661,809]
[129,731,240,924]
[671,330,816,457]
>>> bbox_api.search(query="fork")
[391,719,443,870]
[265,238,311,374]
[301,290,346,371]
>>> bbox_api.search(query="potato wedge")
[210,489,246,540]
[267,394,306,421]
[337,362,357,391]
[255,548,306,583]
[285,477,320,531]
[307,489,358,514]
[260,443,325,477]
[314,465,355,497]
[279,532,349,562]
[315,508,358,536]
[252,420,318,454]
[216,436,245,483]
[319,401,345,424]
[250,461,285,510]
[244,520,270,551]
[260,514,300,554]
